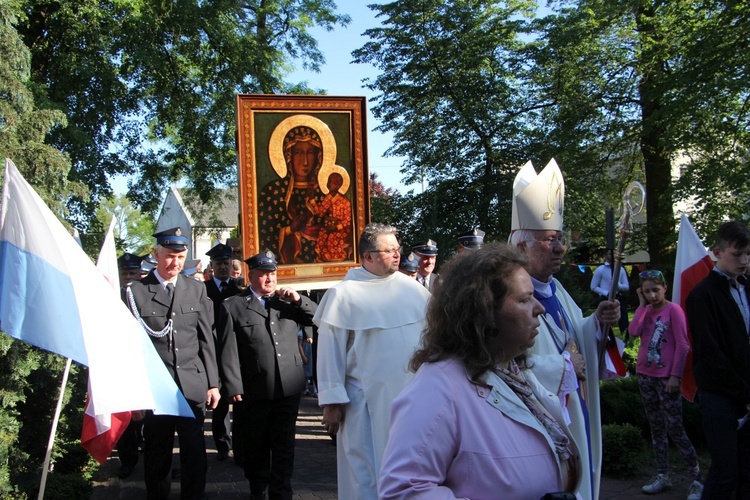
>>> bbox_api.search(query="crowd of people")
[111,158,750,500]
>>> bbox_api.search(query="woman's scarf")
[495,360,572,462]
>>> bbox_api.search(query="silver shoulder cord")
[126,286,173,338]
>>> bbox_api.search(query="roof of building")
[173,187,238,228]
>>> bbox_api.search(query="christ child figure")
[310,172,352,262]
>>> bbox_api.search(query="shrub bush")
[28,473,92,500]
[0,338,93,497]
[601,423,645,476]
[622,336,640,375]
[600,377,650,438]
[600,375,706,450]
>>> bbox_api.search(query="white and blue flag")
[0,158,192,429]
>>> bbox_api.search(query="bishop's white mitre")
[511,158,565,232]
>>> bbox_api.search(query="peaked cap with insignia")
[245,249,278,271]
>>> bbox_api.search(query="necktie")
[263,295,273,310]
[166,282,174,299]
[220,281,228,291]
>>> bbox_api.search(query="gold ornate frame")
[236,95,370,288]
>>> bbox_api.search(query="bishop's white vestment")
[529,277,603,500]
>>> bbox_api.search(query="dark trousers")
[212,397,232,453]
[242,394,301,500]
[698,390,750,499]
[116,419,142,468]
[143,407,207,500]
[232,401,245,464]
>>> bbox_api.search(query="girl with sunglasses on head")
[630,270,703,499]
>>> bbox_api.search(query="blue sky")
[288,2,413,192]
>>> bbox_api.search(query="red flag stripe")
[81,411,131,464]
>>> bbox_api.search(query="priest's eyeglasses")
[369,247,400,255]
[529,235,567,248]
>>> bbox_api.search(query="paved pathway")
[91,394,336,499]
[91,394,695,499]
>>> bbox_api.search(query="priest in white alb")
[314,222,430,500]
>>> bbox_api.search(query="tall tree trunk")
[636,3,675,268]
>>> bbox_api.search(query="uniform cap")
[206,243,233,261]
[412,239,438,256]
[117,252,142,270]
[153,227,189,251]
[457,228,485,250]
[399,252,419,273]
[245,250,278,271]
[140,254,157,275]
[181,259,202,275]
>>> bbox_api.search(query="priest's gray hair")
[358,223,399,257]
[509,229,538,247]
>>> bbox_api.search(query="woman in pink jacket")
[379,243,581,499]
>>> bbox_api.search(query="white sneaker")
[686,480,703,500]
[642,474,673,494]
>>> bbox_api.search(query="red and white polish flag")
[672,214,714,402]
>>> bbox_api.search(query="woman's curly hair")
[410,242,531,381]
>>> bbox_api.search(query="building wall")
[193,228,233,269]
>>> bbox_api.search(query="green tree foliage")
[0,0,85,217]
[0,336,92,497]
[533,0,750,265]
[96,194,155,254]
[16,0,350,225]
[668,1,750,239]
[355,0,540,244]
[1,5,110,494]
[356,1,750,266]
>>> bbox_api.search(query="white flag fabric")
[0,158,192,421]
[673,214,714,306]
[95,217,120,294]
[81,216,131,463]
[673,213,714,402]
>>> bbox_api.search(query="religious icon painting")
[236,94,370,288]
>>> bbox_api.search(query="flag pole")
[39,228,84,499]
[38,357,73,500]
